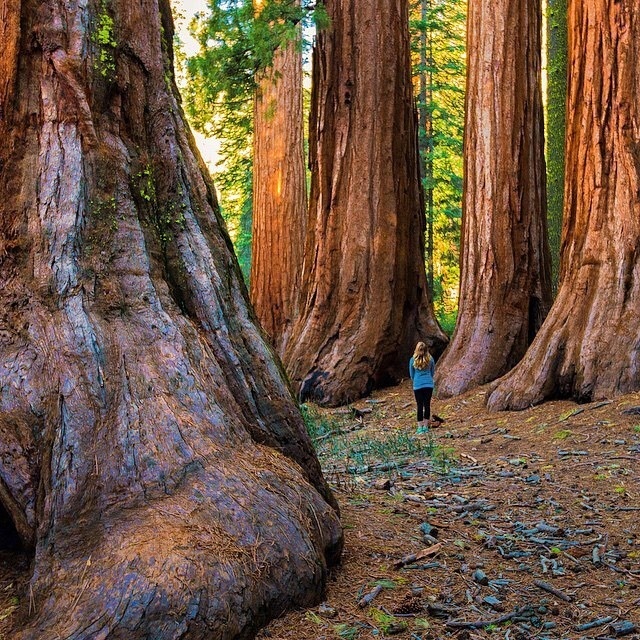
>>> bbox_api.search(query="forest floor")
[1,381,639,639]
[258,380,640,640]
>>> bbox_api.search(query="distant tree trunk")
[0,1,341,638]
[251,30,307,351]
[418,0,434,291]
[488,0,640,410]
[283,0,448,407]
[435,0,552,397]
[546,0,567,294]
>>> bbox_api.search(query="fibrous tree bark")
[283,0,448,407]
[250,22,307,351]
[435,0,552,397]
[488,0,640,410]
[0,1,341,638]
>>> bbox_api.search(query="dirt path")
[259,382,640,640]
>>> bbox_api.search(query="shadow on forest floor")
[260,379,640,640]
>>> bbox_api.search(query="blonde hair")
[412,342,431,370]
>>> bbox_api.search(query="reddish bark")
[251,34,307,351]
[435,0,552,398]
[488,0,640,410]
[283,0,448,407]
[0,0,341,637]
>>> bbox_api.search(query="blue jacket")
[409,356,435,390]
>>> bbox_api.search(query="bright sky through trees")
[173,0,221,169]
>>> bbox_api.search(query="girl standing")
[409,342,435,433]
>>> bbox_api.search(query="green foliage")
[89,195,118,231]
[334,623,359,640]
[187,0,325,118]
[410,0,466,320]
[372,578,398,589]
[545,0,568,295]
[334,432,429,470]
[179,1,326,280]
[300,404,345,441]
[435,306,457,336]
[369,608,407,634]
[92,0,117,78]
[136,165,156,204]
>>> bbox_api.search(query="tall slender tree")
[417,0,435,291]
[410,0,466,323]
[283,0,448,407]
[488,0,640,410]
[435,0,552,397]
[546,0,568,293]
[0,0,341,637]
[251,25,307,350]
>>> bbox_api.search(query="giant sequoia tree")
[435,0,552,397]
[251,34,307,351]
[488,0,640,410]
[283,0,448,406]
[0,1,341,638]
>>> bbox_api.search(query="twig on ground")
[445,607,527,629]
[533,579,573,602]
[357,585,383,608]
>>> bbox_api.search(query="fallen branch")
[445,607,527,629]
[357,585,383,608]
[560,401,612,421]
[394,543,443,569]
[533,579,573,602]
[575,616,614,631]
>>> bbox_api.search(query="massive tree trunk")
[435,0,552,397]
[546,0,568,294]
[0,1,341,638]
[250,30,307,351]
[488,0,640,410]
[282,0,448,407]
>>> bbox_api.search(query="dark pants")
[414,387,433,422]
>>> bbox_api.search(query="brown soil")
[258,380,640,640]
[1,380,639,639]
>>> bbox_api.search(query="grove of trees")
[2,0,640,637]
[488,0,640,409]
[281,0,448,406]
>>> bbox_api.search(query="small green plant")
[633,425,640,433]
[89,195,117,219]
[414,617,431,631]
[369,608,406,635]
[558,408,580,421]
[432,441,457,473]
[372,579,398,589]
[305,611,324,625]
[92,0,117,78]
[553,429,573,440]
[334,623,359,639]
[136,165,156,204]
[300,404,343,441]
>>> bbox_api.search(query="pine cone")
[392,594,424,614]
